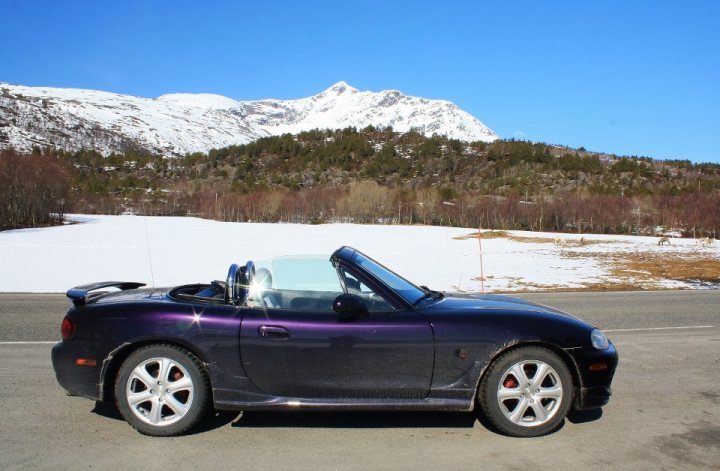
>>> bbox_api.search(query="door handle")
[258,325,289,339]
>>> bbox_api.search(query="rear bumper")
[51,341,102,400]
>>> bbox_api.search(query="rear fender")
[98,338,215,403]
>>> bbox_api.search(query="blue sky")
[1,0,718,163]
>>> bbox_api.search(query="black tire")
[115,344,210,436]
[478,346,573,437]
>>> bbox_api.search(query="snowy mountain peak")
[0,82,498,156]
[324,81,358,95]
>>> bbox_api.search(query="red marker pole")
[478,224,485,293]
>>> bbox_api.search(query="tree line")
[187,183,720,237]
[1,128,719,237]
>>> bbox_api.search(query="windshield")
[347,251,426,305]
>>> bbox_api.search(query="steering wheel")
[225,261,255,305]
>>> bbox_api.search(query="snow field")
[0,215,716,293]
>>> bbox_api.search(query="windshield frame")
[334,247,427,306]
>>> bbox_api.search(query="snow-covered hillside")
[0,81,498,156]
[1,215,716,293]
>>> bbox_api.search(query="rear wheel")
[478,346,572,437]
[115,344,210,436]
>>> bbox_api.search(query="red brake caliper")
[503,376,518,388]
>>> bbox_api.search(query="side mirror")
[333,294,369,319]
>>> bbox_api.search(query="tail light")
[61,317,75,340]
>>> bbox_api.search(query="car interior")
[168,261,393,312]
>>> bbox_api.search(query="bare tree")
[339,181,391,223]
[415,187,439,224]
[0,150,70,230]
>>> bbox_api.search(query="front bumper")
[575,385,612,410]
[570,341,618,410]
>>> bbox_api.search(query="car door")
[239,258,434,399]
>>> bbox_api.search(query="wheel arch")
[99,338,213,403]
[472,340,581,407]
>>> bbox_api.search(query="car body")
[52,246,618,437]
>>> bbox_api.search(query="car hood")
[423,293,579,320]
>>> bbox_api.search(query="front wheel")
[478,346,573,437]
[115,344,210,436]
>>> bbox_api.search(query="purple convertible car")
[52,246,617,437]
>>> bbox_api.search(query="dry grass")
[454,231,556,244]
[492,282,649,293]
[454,230,625,246]
[555,237,627,246]
[609,253,720,284]
[454,230,719,292]
[561,250,720,288]
[468,273,648,292]
[511,235,559,244]
[454,230,510,240]
[486,250,718,293]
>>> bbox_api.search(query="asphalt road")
[0,291,718,470]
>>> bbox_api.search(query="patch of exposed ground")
[454,231,626,246]
[453,230,718,292]
[454,230,512,240]
[492,280,648,293]
[455,230,557,244]
[556,250,720,290]
[567,251,720,284]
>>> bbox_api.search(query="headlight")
[591,329,609,350]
